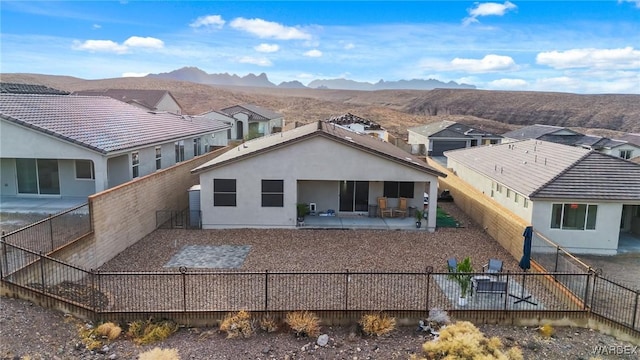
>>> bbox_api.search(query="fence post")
[49,214,54,252]
[632,290,639,331]
[554,246,560,272]
[344,269,349,311]
[180,267,187,312]
[1,231,6,278]
[39,251,46,293]
[264,270,269,311]
[589,271,598,311]
[503,272,509,310]
[425,266,432,313]
[582,272,591,311]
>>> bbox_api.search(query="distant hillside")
[307,78,476,91]
[1,73,638,137]
[145,66,475,91]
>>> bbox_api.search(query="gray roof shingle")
[72,89,181,111]
[1,82,69,95]
[408,120,500,139]
[445,139,640,200]
[1,94,230,154]
[220,104,283,121]
[502,124,581,141]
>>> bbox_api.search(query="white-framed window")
[514,193,519,203]
[175,140,185,162]
[550,203,597,230]
[496,184,503,193]
[194,138,202,157]
[155,146,162,170]
[506,188,511,198]
[132,151,139,178]
[619,149,633,159]
[524,198,529,208]
[75,160,94,180]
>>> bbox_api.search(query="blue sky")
[1,1,639,94]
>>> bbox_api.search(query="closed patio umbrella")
[510,226,537,306]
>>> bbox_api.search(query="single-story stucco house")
[219,104,284,141]
[0,94,231,198]
[192,121,446,231]
[407,120,502,156]
[445,139,640,255]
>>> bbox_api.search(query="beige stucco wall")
[199,136,439,229]
[157,93,182,114]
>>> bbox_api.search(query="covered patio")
[299,213,423,230]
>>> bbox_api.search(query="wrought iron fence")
[156,210,201,229]
[1,203,91,254]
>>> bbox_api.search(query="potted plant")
[449,257,474,306]
[414,209,424,228]
[296,203,309,225]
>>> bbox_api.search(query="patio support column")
[93,159,108,193]
[426,180,438,232]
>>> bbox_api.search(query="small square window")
[75,160,94,179]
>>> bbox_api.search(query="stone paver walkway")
[164,245,251,269]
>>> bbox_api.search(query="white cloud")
[92,24,101,30]
[238,56,272,66]
[304,49,322,57]
[121,72,149,77]
[488,78,528,89]
[618,0,640,8]
[190,15,225,29]
[450,54,518,73]
[72,36,164,54]
[463,1,517,25]
[344,43,355,50]
[255,43,279,53]
[123,36,164,49]
[72,39,128,54]
[230,17,311,40]
[536,47,640,70]
[296,73,315,79]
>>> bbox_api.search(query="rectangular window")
[194,138,202,157]
[262,180,284,207]
[550,203,597,230]
[619,150,632,159]
[175,140,185,162]
[132,152,139,178]
[506,189,511,198]
[75,160,94,179]
[214,179,236,206]
[155,147,162,170]
[524,198,529,208]
[383,181,414,198]
[496,184,503,193]
[514,193,519,203]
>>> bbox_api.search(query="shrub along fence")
[2,240,638,339]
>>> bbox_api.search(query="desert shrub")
[138,347,181,360]
[538,324,555,338]
[359,313,396,336]
[427,308,451,326]
[285,311,320,337]
[95,322,122,340]
[411,321,523,360]
[259,315,278,333]
[219,310,254,339]
[127,319,179,345]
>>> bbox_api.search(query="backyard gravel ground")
[2,203,639,359]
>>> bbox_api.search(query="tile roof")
[0,94,230,154]
[619,133,640,147]
[193,121,446,178]
[72,89,181,111]
[1,82,69,95]
[220,104,283,121]
[445,139,640,200]
[502,124,581,141]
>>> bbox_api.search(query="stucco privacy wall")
[427,158,528,260]
[87,147,231,268]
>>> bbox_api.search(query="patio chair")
[377,197,393,218]
[393,197,408,218]
[447,258,458,273]
[482,258,503,276]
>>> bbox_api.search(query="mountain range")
[146,67,476,91]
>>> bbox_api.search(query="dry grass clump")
[411,321,523,360]
[259,315,278,333]
[359,313,396,336]
[538,324,555,338]
[77,321,122,351]
[138,347,181,360]
[95,322,122,340]
[126,319,178,345]
[285,311,321,337]
[219,310,254,339]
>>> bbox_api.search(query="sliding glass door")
[339,181,369,212]
[16,159,60,195]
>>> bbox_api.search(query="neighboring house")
[198,109,237,141]
[0,94,231,198]
[445,140,640,255]
[192,121,446,231]
[73,89,184,114]
[220,104,284,140]
[503,124,640,160]
[1,82,70,95]
[326,113,388,141]
[407,121,502,156]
